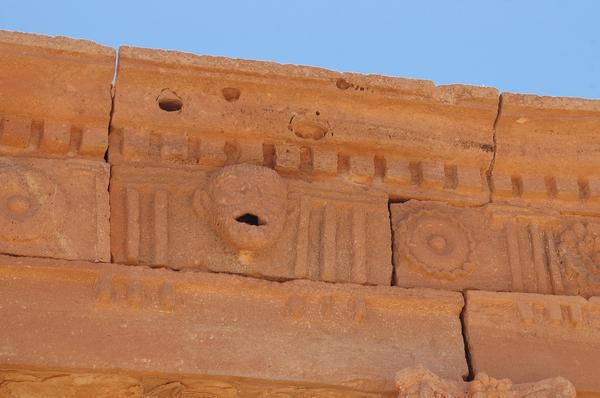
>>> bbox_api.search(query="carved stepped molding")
[0,30,114,160]
[493,93,600,215]
[0,255,467,394]
[465,290,600,395]
[109,46,498,205]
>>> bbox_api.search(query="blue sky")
[1,1,598,98]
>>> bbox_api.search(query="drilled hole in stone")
[157,90,183,112]
[235,213,265,226]
[222,87,241,102]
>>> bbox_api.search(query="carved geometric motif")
[395,209,476,280]
[0,162,66,242]
[0,157,109,262]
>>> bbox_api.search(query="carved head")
[199,164,287,251]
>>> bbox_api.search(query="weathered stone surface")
[396,366,575,398]
[464,290,600,396]
[493,93,600,215]
[110,163,392,284]
[392,201,509,292]
[0,255,466,393]
[0,30,114,160]
[0,368,393,397]
[392,201,600,297]
[109,46,498,205]
[0,156,109,261]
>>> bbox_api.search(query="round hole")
[157,90,183,112]
[222,87,241,102]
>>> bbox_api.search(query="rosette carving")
[0,163,66,242]
[396,209,476,280]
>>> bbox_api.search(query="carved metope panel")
[110,163,392,285]
[392,200,600,297]
[464,290,600,395]
[0,157,109,262]
[396,366,576,398]
[0,255,467,393]
[109,46,499,205]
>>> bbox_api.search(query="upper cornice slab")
[111,46,499,205]
[0,30,115,160]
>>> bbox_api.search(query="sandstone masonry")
[0,30,598,397]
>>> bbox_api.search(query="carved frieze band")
[392,201,600,297]
[111,163,392,285]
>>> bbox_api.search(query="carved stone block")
[0,255,467,393]
[0,30,114,160]
[391,201,510,292]
[0,156,109,261]
[392,201,600,297]
[493,93,600,215]
[110,163,392,285]
[396,366,575,398]
[109,46,499,205]
[464,290,600,396]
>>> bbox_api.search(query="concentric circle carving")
[0,164,66,242]
[396,209,476,280]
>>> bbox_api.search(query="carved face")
[206,164,287,251]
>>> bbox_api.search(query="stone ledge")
[493,93,600,215]
[0,255,467,393]
[464,290,600,395]
[109,46,498,205]
[0,30,114,160]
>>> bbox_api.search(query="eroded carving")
[395,209,476,280]
[195,164,288,251]
[111,165,391,284]
[556,220,600,296]
[0,157,110,261]
[396,366,576,398]
[0,163,66,242]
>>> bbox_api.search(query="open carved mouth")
[235,213,267,227]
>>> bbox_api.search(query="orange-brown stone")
[464,290,600,396]
[0,156,109,261]
[110,163,392,284]
[0,255,467,394]
[0,30,114,160]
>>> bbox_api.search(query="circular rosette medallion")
[397,209,476,280]
[0,164,66,242]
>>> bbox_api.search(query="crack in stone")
[486,93,503,204]
[459,290,474,381]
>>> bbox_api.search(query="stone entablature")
[1,29,600,396]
